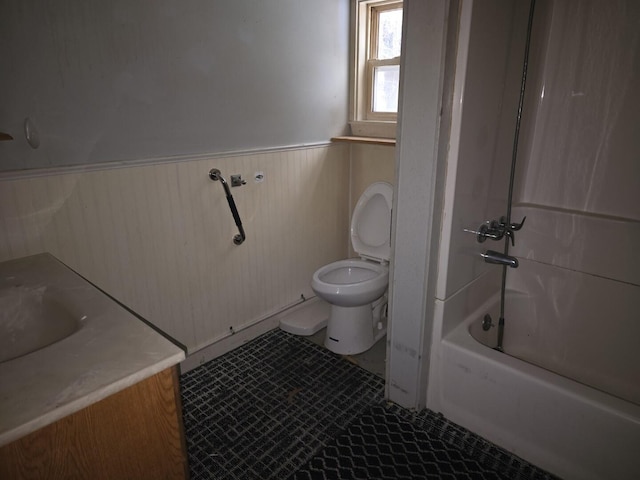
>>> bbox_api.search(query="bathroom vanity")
[0,254,188,479]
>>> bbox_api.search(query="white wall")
[386,0,451,408]
[348,143,395,257]
[0,1,355,354]
[512,0,640,295]
[509,0,640,284]
[508,0,640,387]
[435,0,528,302]
[427,0,531,409]
[429,0,640,428]
[425,3,640,476]
[0,0,349,171]
[0,145,350,352]
[515,0,640,221]
[511,0,640,280]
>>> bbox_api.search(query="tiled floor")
[180,329,556,480]
[291,403,556,480]
[307,326,387,379]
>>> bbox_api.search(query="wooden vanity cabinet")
[0,366,189,480]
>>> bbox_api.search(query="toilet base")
[324,299,386,355]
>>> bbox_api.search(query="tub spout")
[481,250,519,268]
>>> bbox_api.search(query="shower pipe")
[496,0,537,351]
[209,168,246,245]
[496,0,537,352]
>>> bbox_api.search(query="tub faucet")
[481,250,519,268]
[465,216,526,246]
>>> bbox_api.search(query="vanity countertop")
[0,253,185,447]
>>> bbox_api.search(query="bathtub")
[435,262,640,480]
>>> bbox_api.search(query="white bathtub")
[436,263,640,479]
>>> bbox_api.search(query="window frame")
[350,0,403,138]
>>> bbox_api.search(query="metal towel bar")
[209,168,246,245]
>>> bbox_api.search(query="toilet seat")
[312,259,389,307]
[351,182,393,263]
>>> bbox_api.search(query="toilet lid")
[351,182,393,263]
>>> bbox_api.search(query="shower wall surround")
[515,0,640,222]
[426,1,639,476]
[434,0,528,302]
[511,0,640,282]
[508,0,640,368]
[431,0,639,356]
[0,145,351,352]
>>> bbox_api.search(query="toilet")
[312,182,393,355]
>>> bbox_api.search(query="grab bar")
[209,168,246,245]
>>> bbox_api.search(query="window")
[350,0,403,138]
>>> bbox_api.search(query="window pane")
[376,8,402,60]
[373,65,400,113]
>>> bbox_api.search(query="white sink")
[0,283,82,363]
[0,253,185,447]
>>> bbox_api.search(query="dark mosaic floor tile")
[181,328,555,480]
[180,329,384,480]
[290,403,558,480]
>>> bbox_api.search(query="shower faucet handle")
[465,216,526,246]
[464,220,504,243]
[500,216,526,246]
[505,229,516,247]
[502,216,526,232]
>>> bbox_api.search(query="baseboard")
[179,297,322,373]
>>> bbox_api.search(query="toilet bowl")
[311,260,388,307]
[311,182,393,355]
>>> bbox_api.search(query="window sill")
[331,136,396,146]
[349,120,397,139]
